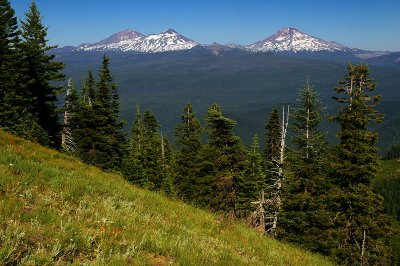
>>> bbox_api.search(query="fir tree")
[20,1,65,145]
[0,0,44,142]
[142,110,163,189]
[91,55,126,171]
[280,81,330,251]
[328,64,391,265]
[72,58,126,172]
[123,108,174,192]
[264,108,282,175]
[72,72,100,166]
[236,135,264,218]
[0,0,22,127]
[122,106,148,186]
[204,104,246,215]
[82,70,96,107]
[159,130,175,197]
[174,103,202,202]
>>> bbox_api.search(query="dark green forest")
[55,50,400,155]
[1,1,399,265]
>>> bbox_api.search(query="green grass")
[0,130,333,265]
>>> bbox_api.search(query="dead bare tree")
[360,230,366,265]
[251,190,266,232]
[61,78,75,151]
[264,105,289,237]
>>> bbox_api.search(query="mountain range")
[54,27,400,155]
[64,27,398,62]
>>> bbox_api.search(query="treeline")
[0,1,396,265]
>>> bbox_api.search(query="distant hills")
[58,27,399,66]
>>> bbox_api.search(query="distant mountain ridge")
[77,28,198,53]
[59,27,398,64]
[246,27,360,53]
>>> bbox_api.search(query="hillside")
[0,130,332,265]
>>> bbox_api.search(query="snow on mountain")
[246,27,357,53]
[71,27,384,57]
[78,29,198,53]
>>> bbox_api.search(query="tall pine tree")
[0,0,45,142]
[142,110,163,189]
[264,108,282,175]
[236,135,264,218]
[20,1,65,145]
[174,103,203,202]
[91,55,126,171]
[280,81,330,252]
[328,64,391,265]
[204,103,246,215]
[72,71,100,166]
[71,58,126,172]
[122,106,147,186]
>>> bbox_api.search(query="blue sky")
[10,0,400,51]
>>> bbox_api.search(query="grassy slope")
[0,130,332,265]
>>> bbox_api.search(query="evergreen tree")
[236,135,264,218]
[82,70,96,107]
[142,110,163,189]
[280,81,330,251]
[174,103,202,202]
[91,55,126,171]
[72,72,100,166]
[122,107,174,192]
[0,0,22,127]
[122,106,148,186]
[328,64,391,265]
[72,58,126,172]
[20,1,65,145]
[264,108,282,175]
[159,130,176,197]
[0,0,45,142]
[204,104,246,214]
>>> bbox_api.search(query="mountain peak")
[78,28,198,53]
[247,28,353,53]
[162,28,178,34]
[279,27,301,33]
[90,29,144,46]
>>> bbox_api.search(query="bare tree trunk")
[360,230,366,265]
[265,106,289,237]
[160,129,165,161]
[251,190,266,233]
[61,78,75,151]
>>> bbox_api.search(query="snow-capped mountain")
[62,27,395,61]
[78,29,198,53]
[246,27,359,53]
